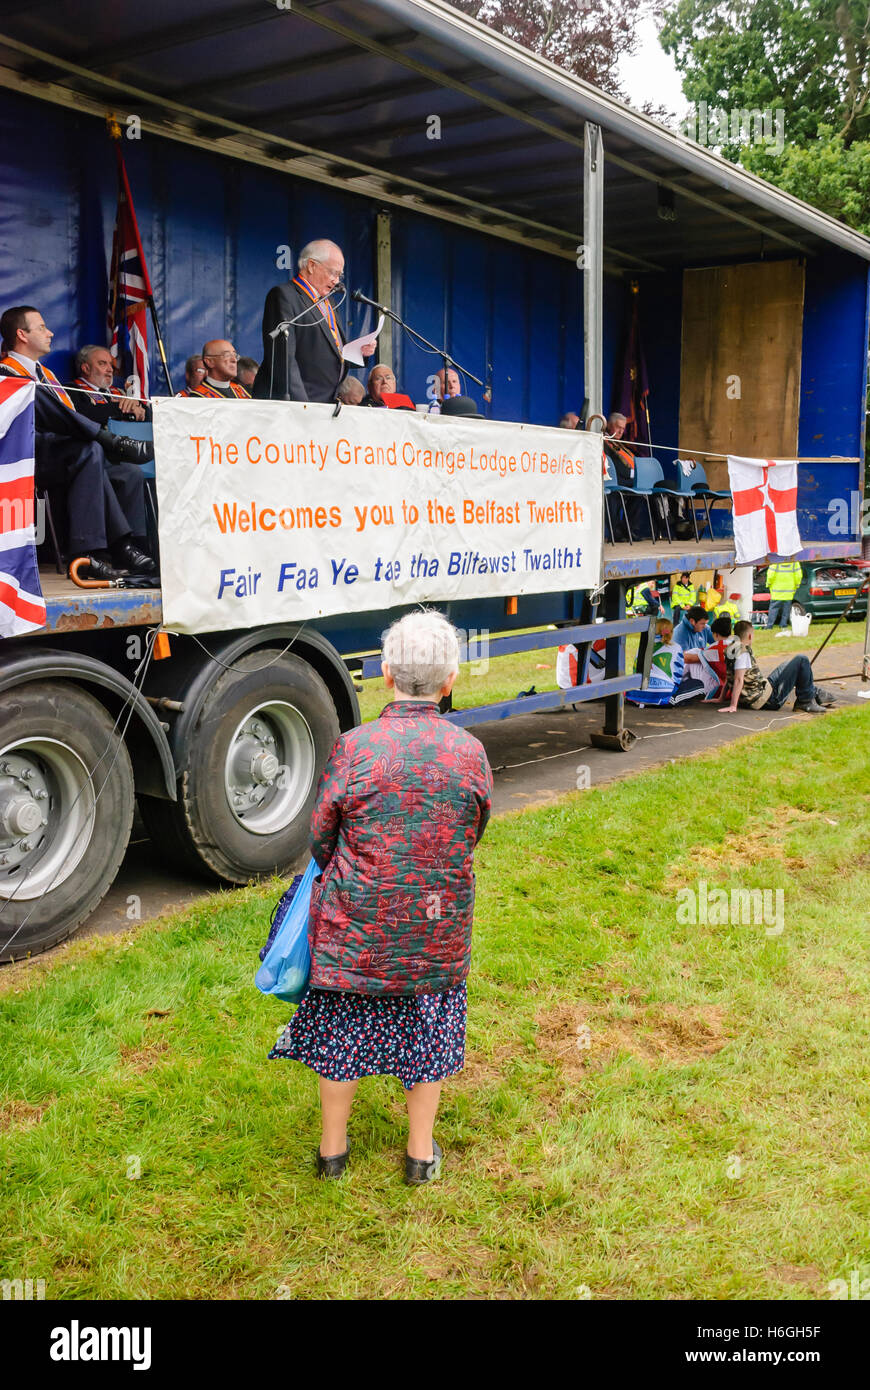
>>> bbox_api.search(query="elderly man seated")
[180,341,250,399]
[426,365,462,413]
[179,354,206,395]
[603,411,649,540]
[236,356,259,391]
[71,344,150,424]
[364,363,397,406]
[337,376,366,405]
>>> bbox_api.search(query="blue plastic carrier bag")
[255,857,321,1004]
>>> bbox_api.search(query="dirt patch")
[769,1262,823,1289]
[118,1039,171,1073]
[665,809,820,889]
[534,1001,730,1075]
[457,1044,516,1089]
[0,1097,53,1132]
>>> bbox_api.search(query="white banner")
[152,399,602,633]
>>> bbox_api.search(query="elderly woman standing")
[269,610,492,1184]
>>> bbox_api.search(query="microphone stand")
[351,290,484,400]
[268,289,339,401]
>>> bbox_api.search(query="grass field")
[1,707,868,1300]
[356,616,866,722]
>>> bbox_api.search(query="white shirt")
[8,350,39,377]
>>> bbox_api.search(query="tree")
[659,0,870,232]
[743,128,870,233]
[660,0,869,149]
[448,0,666,97]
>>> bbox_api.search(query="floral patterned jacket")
[307,701,493,996]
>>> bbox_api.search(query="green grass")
[1,708,868,1300]
[357,616,865,722]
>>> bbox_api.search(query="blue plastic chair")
[670,459,731,539]
[632,456,671,542]
[600,455,633,542]
[603,452,639,545]
[638,459,702,542]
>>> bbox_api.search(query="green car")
[753,562,869,622]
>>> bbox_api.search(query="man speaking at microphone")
[252,239,375,403]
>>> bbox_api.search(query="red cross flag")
[727,455,802,564]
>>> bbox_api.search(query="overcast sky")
[617,12,688,120]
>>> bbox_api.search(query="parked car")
[752,562,869,623]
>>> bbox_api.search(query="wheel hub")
[0,741,96,896]
[224,702,315,836]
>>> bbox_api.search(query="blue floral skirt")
[268,982,467,1091]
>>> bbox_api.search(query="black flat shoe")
[316,1143,350,1180]
[113,541,159,576]
[98,429,154,464]
[405,1139,442,1186]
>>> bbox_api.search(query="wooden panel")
[679,260,804,489]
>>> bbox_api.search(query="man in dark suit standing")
[252,239,375,402]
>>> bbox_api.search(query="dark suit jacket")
[0,364,101,441]
[252,281,347,403]
[69,384,153,427]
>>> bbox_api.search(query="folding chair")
[36,486,65,575]
[633,456,672,542]
[603,460,634,545]
[107,418,158,549]
[659,459,731,539]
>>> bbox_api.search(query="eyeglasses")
[311,259,345,284]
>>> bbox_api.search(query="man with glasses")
[252,239,374,403]
[181,340,250,399]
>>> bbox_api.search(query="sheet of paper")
[341,314,384,366]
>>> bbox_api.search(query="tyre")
[791,602,806,616]
[0,682,135,961]
[139,650,340,882]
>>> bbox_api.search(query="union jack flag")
[0,378,46,637]
[107,144,151,400]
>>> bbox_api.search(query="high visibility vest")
[671,582,696,609]
[768,562,802,600]
[702,587,722,612]
[627,584,653,610]
[716,600,740,622]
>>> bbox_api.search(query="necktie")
[35,362,47,383]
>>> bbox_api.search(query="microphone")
[352,288,388,312]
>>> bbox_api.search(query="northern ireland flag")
[727,455,802,565]
[0,378,46,637]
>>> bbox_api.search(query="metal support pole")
[583,121,604,423]
[375,210,393,367]
[590,581,638,751]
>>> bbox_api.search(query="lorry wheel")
[0,683,135,961]
[139,650,340,882]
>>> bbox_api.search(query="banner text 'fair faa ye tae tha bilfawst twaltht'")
[152,399,602,633]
